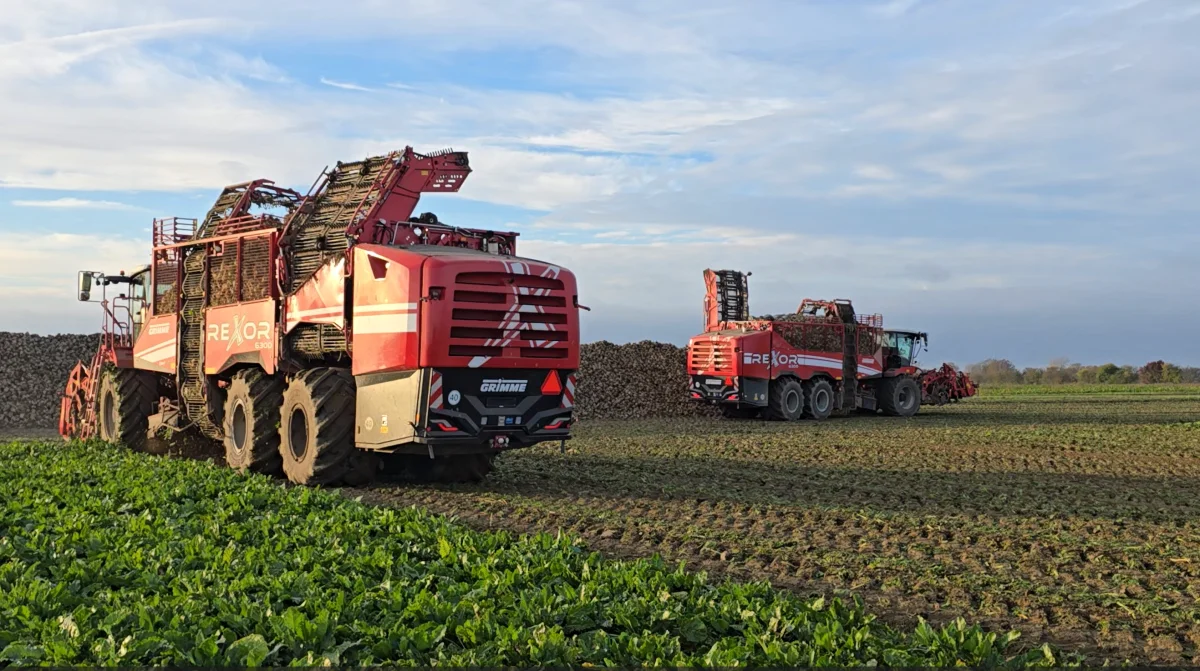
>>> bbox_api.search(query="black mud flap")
[740,377,768,407]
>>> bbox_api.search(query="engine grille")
[689,339,736,373]
[446,270,570,360]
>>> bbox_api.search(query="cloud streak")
[319,77,374,92]
[12,197,141,210]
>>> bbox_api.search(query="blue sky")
[1,0,1197,367]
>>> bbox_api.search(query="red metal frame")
[920,363,978,405]
[345,147,472,244]
[197,180,302,239]
[59,282,138,439]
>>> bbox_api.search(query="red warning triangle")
[541,370,562,395]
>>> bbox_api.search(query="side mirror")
[77,271,92,302]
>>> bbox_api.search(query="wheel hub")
[102,388,116,440]
[231,401,249,452]
[288,407,308,460]
[785,389,801,414]
[815,390,830,413]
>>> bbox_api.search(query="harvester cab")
[75,266,150,340]
[884,330,928,369]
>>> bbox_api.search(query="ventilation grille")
[689,339,736,373]
[446,270,570,361]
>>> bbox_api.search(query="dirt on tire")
[222,368,284,475]
[279,368,360,486]
[97,368,156,451]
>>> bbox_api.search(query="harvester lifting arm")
[343,147,473,245]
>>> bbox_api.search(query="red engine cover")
[348,244,580,375]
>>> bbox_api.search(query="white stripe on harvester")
[289,306,343,319]
[354,302,417,315]
[137,339,176,359]
[354,313,417,334]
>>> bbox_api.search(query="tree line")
[964,359,1200,386]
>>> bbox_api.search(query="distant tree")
[970,359,1195,385]
[1097,363,1129,384]
[967,359,1023,385]
[1163,363,1183,384]
[1138,360,1167,384]
[1043,364,1078,385]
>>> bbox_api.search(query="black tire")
[721,405,761,420]
[223,369,284,475]
[278,368,369,486]
[388,453,497,484]
[97,368,156,451]
[805,378,835,420]
[766,377,804,421]
[879,376,921,417]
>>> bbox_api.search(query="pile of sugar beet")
[0,333,715,429]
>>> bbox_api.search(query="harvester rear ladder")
[836,300,858,415]
[178,247,218,438]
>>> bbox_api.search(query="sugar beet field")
[4,386,1200,665]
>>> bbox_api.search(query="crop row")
[359,392,1200,665]
[978,383,1200,398]
[0,440,1064,667]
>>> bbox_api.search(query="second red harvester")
[686,269,976,420]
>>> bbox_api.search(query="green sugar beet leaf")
[0,440,1075,667]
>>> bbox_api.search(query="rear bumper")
[417,404,573,454]
[688,374,770,407]
[356,367,574,455]
[689,374,739,403]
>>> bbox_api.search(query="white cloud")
[0,231,145,334]
[12,197,140,210]
[869,0,923,19]
[319,77,374,92]
[854,165,897,181]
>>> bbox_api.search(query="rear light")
[432,419,458,432]
[544,419,569,430]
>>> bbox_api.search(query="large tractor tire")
[223,369,284,475]
[279,368,377,486]
[766,377,804,421]
[804,378,835,420]
[879,376,921,417]
[97,368,156,451]
[391,453,497,484]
